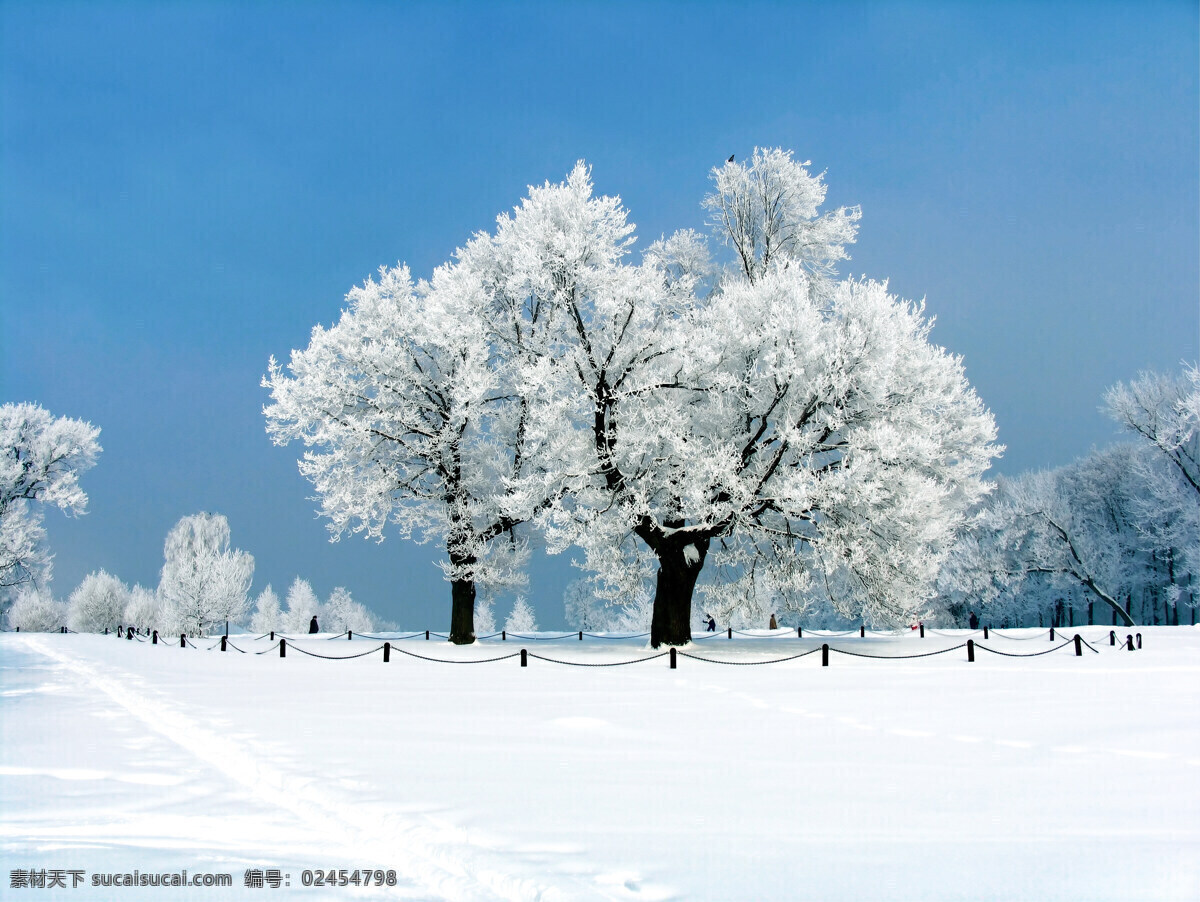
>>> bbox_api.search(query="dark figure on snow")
[968,611,979,630]
[706,616,716,632]
[309,615,319,634]
[769,613,778,631]
[727,154,735,163]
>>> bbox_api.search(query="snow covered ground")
[2,627,1197,901]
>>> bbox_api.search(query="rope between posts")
[324,631,350,641]
[526,651,670,667]
[582,632,651,640]
[223,640,249,654]
[989,629,1052,641]
[356,632,426,641]
[256,642,282,655]
[974,640,1076,658]
[830,643,968,660]
[677,648,824,665]
[732,630,796,639]
[389,648,523,664]
[504,632,581,641]
[286,644,388,660]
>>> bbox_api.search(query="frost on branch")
[0,403,101,594]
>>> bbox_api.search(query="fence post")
[520,648,527,667]
[967,639,974,662]
[126,627,134,640]
[180,634,186,648]
[1074,634,1082,657]
[983,626,989,639]
[860,625,865,637]
[347,630,353,641]
[919,624,924,639]
[220,636,227,652]
[579,631,583,641]
[118,624,123,636]
[797,626,802,638]
[1125,635,1134,651]
[670,648,677,669]
[1110,630,1116,646]
[383,642,390,663]
[728,627,732,639]
[104,627,108,635]
[1136,632,1142,649]
[502,630,506,641]
[270,630,274,641]
[822,643,829,667]
[152,630,158,645]
[425,630,430,640]
[1050,627,1055,641]
[280,638,287,658]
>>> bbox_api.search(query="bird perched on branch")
[727,154,735,163]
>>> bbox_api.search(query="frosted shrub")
[504,596,537,633]
[6,585,66,631]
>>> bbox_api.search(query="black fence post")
[822,643,829,666]
[728,627,732,639]
[967,639,975,662]
[1050,627,1055,642]
[220,636,227,652]
[919,624,925,639]
[579,631,583,641]
[425,630,430,640]
[347,630,353,641]
[670,648,677,669]
[983,626,989,639]
[1136,633,1142,649]
[104,627,108,635]
[280,638,287,658]
[270,630,275,641]
[180,634,186,648]
[1074,634,1082,657]
[502,630,506,641]
[1125,635,1134,651]
[797,626,802,638]
[152,630,158,645]
[126,627,134,640]
[118,624,123,636]
[383,642,390,663]
[520,648,527,667]
[860,625,865,637]
[1110,630,1116,646]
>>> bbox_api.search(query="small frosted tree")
[159,513,254,636]
[250,585,282,634]
[0,403,101,594]
[5,585,66,631]
[473,595,496,634]
[282,577,320,633]
[504,596,538,633]
[68,570,130,633]
[124,585,162,633]
[325,586,376,633]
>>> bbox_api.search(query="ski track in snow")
[15,635,647,902]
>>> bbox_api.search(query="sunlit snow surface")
[2,628,1198,900]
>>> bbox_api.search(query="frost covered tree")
[0,403,101,594]
[475,154,998,645]
[473,595,496,634]
[504,596,538,633]
[124,584,162,633]
[264,261,551,644]
[250,585,282,634]
[158,513,254,636]
[1106,366,1200,497]
[325,586,376,633]
[68,570,129,633]
[564,578,653,632]
[5,585,66,631]
[282,577,320,633]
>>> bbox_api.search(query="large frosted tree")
[468,154,999,645]
[264,261,561,644]
[0,403,101,595]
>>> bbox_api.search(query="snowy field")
[2,627,1197,901]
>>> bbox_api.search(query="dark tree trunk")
[449,577,476,645]
[649,538,709,648]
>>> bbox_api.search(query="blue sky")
[2,1,1197,629]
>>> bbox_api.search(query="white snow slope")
[2,627,1197,901]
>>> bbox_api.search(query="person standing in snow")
[706,615,716,632]
[309,615,319,634]
[769,613,778,631]
[968,611,979,630]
